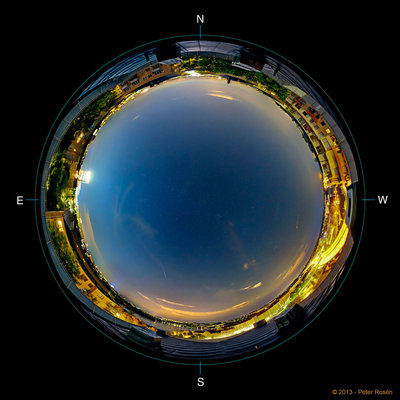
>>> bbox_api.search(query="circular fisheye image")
[38,36,362,364]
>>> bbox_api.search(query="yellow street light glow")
[76,133,84,143]
[78,170,92,184]
[57,219,64,232]
[185,70,202,76]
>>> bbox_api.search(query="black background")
[8,3,397,397]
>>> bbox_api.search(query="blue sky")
[77,77,324,322]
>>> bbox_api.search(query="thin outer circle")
[34,33,366,367]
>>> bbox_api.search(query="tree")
[47,151,71,210]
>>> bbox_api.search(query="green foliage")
[47,150,71,210]
[60,89,117,151]
[47,220,80,280]
[180,56,290,101]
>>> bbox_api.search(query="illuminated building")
[116,63,174,95]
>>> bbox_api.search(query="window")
[322,138,331,149]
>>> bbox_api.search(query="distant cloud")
[232,301,249,309]
[222,220,249,262]
[282,248,307,280]
[156,298,195,308]
[136,291,152,302]
[130,213,157,238]
[158,301,249,320]
[112,182,134,235]
[240,282,262,291]
[206,93,240,101]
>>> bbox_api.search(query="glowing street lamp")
[78,170,92,184]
